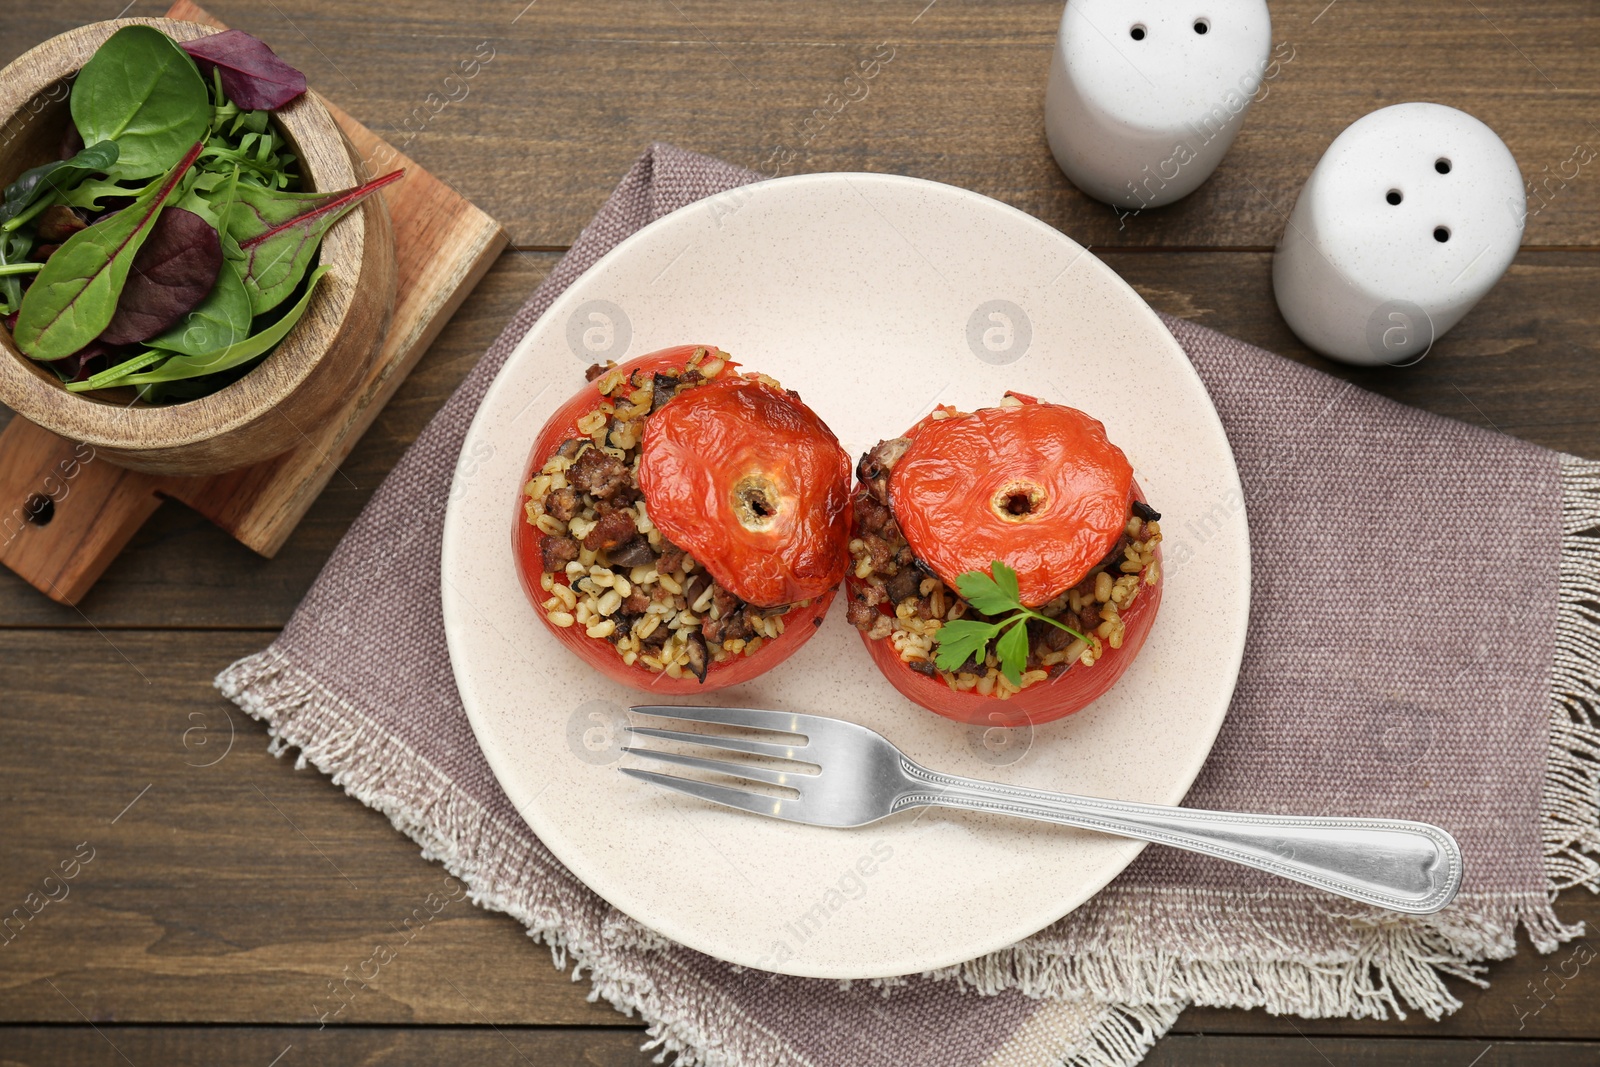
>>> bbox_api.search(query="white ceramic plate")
[442,173,1250,979]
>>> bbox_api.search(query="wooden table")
[2,2,1597,1064]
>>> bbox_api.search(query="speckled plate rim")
[442,171,1251,979]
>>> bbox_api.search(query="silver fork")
[622,704,1462,915]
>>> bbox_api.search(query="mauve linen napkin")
[218,143,1600,1067]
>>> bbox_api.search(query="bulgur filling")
[845,401,1163,700]
[523,348,811,682]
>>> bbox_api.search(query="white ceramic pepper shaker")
[1272,103,1526,366]
[1044,0,1274,210]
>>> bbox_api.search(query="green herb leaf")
[955,566,1017,617]
[116,264,328,385]
[71,26,210,179]
[13,141,203,361]
[0,141,119,227]
[930,559,1094,688]
[995,620,1030,686]
[931,619,1001,674]
[146,258,251,356]
[224,170,401,313]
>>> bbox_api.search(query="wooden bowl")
[0,18,396,476]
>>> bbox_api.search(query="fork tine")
[620,767,802,821]
[630,704,810,736]
[624,745,812,787]
[625,725,808,759]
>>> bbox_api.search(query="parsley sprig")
[932,560,1090,685]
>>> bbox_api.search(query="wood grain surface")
[1,0,1596,1064]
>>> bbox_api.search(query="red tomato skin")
[639,376,852,606]
[514,345,836,692]
[891,398,1133,609]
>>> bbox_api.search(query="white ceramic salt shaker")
[1044,0,1274,209]
[1273,103,1526,366]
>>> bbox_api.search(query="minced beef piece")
[541,535,580,572]
[1044,622,1076,652]
[570,446,631,500]
[622,590,651,615]
[853,492,894,539]
[584,505,637,552]
[703,608,756,645]
[584,363,608,381]
[544,487,579,521]
[885,569,920,604]
[846,597,877,630]
[656,543,688,575]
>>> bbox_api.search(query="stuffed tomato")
[517,345,851,692]
[844,393,1163,727]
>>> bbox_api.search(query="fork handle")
[900,764,1462,914]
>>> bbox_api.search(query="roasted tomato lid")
[638,376,852,606]
[889,394,1133,608]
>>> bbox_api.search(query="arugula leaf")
[0,141,120,227]
[71,26,211,179]
[60,175,157,212]
[930,559,1093,686]
[0,229,35,315]
[225,169,402,313]
[13,141,204,361]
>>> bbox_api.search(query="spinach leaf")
[0,141,119,227]
[13,142,203,361]
[181,30,307,111]
[117,264,328,384]
[147,258,251,356]
[71,26,210,179]
[99,206,222,345]
[226,170,400,313]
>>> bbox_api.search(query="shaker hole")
[1130,24,1147,39]
[1435,157,1452,174]
[1194,18,1210,33]
[1434,226,1451,242]
[1386,189,1403,205]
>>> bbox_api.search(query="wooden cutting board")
[0,0,508,605]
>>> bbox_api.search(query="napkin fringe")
[1546,455,1600,896]
[217,648,791,1067]
[923,888,1552,1022]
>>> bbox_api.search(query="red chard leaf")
[14,142,203,361]
[229,169,401,313]
[181,30,307,111]
[99,207,222,345]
